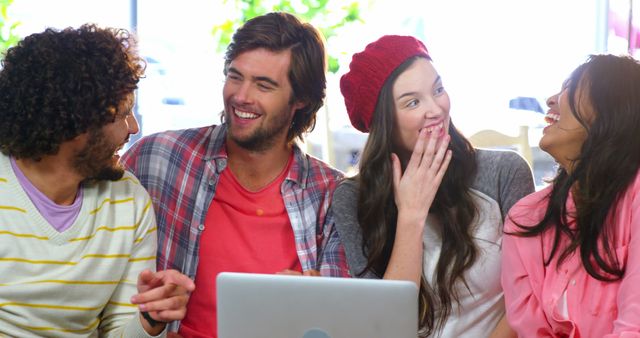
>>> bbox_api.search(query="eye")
[406,99,419,108]
[226,73,241,81]
[434,86,445,96]
[257,82,275,92]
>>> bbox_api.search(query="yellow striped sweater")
[0,154,162,337]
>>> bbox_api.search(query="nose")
[233,81,253,105]
[126,114,140,135]
[423,97,444,120]
[546,93,559,108]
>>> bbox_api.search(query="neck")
[15,156,83,206]
[226,137,293,192]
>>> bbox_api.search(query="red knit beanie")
[340,35,430,133]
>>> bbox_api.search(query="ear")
[289,100,307,121]
[292,100,306,112]
[71,131,89,143]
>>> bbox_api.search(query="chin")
[89,164,126,182]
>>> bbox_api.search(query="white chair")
[469,125,533,168]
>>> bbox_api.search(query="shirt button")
[571,279,576,285]
[208,179,215,186]
[198,224,205,231]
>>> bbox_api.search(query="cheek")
[222,81,236,100]
[439,94,451,115]
[393,124,418,151]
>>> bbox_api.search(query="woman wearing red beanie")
[333,35,534,337]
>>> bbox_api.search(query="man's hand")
[276,269,320,276]
[131,269,195,335]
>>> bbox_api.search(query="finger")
[407,129,428,171]
[428,134,451,171]
[154,270,196,292]
[391,153,402,191]
[302,270,320,277]
[420,130,440,168]
[137,269,163,294]
[139,294,189,314]
[137,269,155,286]
[433,150,453,183]
[133,283,179,305]
[152,306,190,323]
[276,269,302,275]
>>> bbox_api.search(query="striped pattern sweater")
[0,154,162,337]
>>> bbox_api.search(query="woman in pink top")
[501,54,640,337]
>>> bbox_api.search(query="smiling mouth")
[545,111,560,124]
[234,109,259,119]
[422,121,444,134]
[114,139,129,156]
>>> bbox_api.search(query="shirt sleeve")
[98,193,166,338]
[317,202,351,277]
[606,179,640,337]
[498,152,535,220]
[501,202,554,337]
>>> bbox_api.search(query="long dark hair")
[354,56,478,336]
[512,54,640,281]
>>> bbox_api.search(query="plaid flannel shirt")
[122,123,350,282]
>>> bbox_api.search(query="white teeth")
[425,122,444,133]
[235,109,259,119]
[545,112,560,124]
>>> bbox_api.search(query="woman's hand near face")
[383,129,451,286]
[392,129,451,226]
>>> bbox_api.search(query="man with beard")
[122,12,349,337]
[0,25,195,337]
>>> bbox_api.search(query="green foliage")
[212,0,364,73]
[0,0,20,58]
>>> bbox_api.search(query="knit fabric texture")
[340,35,430,133]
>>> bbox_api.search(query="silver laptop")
[217,272,418,338]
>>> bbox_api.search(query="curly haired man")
[0,24,195,337]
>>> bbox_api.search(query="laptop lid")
[217,272,418,338]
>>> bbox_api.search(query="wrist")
[140,311,166,336]
[396,212,427,231]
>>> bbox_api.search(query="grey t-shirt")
[332,148,535,337]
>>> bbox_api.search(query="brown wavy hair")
[224,12,327,143]
[511,54,640,281]
[0,24,144,160]
[353,56,478,336]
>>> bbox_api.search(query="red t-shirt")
[179,156,301,337]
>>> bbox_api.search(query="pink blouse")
[501,173,640,337]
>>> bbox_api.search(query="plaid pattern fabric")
[122,124,350,281]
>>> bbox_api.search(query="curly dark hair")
[224,12,327,143]
[0,23,145,160]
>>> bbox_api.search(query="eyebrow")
[396,75,442,100]
[227,66,280,87]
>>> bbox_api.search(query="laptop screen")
[217,272,418,338]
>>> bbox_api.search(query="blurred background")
[2,0,639,188]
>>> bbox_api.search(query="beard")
[226,109,292,152]
[73,128,126,182]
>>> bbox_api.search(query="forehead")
[392,58,439,96]
[228,48,292,83]
[108,92,135,116]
